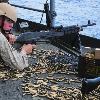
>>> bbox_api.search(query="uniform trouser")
[0,33,29,71]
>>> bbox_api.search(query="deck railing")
[11,4,45,13]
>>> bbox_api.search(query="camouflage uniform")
[0,32,29,70]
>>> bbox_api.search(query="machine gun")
[14,20,96,56]
[14,31,64,49]
[81,77,100,94]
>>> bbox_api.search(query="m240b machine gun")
[15,20,96,56]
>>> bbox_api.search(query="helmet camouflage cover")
[0,3,17,22]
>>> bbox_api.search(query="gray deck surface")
[0,42,99,100]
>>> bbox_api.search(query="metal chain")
[40,12,44,24]
[39,0,49,24]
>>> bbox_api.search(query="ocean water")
[9,0,100,39]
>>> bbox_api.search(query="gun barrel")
[81,23,96,28]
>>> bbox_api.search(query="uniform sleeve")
[0,33,29,71]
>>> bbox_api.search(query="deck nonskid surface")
[0,43,99,100]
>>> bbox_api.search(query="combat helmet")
[0,3,17,22]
